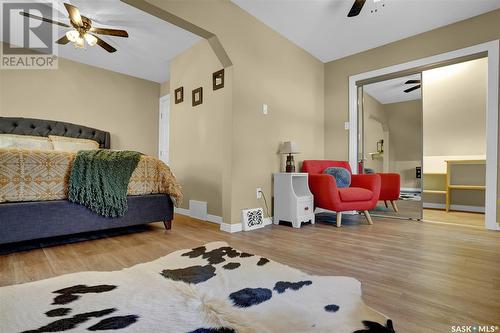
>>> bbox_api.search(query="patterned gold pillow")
[0,134,53,150]
[49,135,99,152]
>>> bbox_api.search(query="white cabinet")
[273,173,315,228]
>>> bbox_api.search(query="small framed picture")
[174,87,183,104]
[192,87,203,106]
[212,69,224,90]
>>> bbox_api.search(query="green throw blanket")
[68,150,142,217]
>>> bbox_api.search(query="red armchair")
[301,160,381,227]
[378,173,400,212]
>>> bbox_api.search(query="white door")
[159,95,170,164]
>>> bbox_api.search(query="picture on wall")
[174,87,184,104]
[213,69,224,90]
[192,87,203,106]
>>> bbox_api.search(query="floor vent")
[241,208,264,231]
[189,200,207,221]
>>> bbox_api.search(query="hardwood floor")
[1,214,499,332]
[423,208,485,227]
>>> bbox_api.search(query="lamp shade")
[280,141,300,154]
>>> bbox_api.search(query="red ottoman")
[378,173,400,212]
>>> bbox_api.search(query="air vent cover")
[241,208,264,231]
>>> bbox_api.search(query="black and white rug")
[0,242,395,333]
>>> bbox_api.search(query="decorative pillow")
[49,135,99,152]
[323,167,351,188]
[0,134,53,150]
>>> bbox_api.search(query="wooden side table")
[273,173,315,228]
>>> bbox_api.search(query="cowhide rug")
[0,242,395,333]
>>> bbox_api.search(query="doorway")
[357,73,423,220]
[349,40,499,230]
[159,94,170,165]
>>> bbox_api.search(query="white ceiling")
[1,0,200,83]
[231,0,500,62]
[363,74,420,104]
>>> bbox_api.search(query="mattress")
[0,148,182,205]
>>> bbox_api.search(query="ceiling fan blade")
[56,35,70,44]
[404,79,421,84]
[93,35,116,53]
[64,2,83,27]
[404,85,421,93]
[19,11,70,28]
[347,0,366,17]
[90,27,129,38]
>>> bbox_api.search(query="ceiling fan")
[348,0,367,17]
[19,3,129,53]
[404,79,421,93]
[347,0,384,17]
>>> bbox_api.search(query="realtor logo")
[1,0,58,69]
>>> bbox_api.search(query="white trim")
[220,222,242,233]
[349,40,499,231]
[174,207,190,216]
[207,214,223,224]
[423,203,485,213]
[174,207,223,224]
[159,94,170,165]
[400,187,422,193]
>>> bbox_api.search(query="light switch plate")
[344,122,350,130]
[262,104,268,115]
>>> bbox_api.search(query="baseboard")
[219,222,242,233]
[174,207,190,216]
[174,207,223,224]
[401,187,421,193]
[263,217,273,225]
[423,202,485,213]
[207,214,223,224]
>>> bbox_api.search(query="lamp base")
[285,154,295,173]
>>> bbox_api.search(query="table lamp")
[280,141,300,173]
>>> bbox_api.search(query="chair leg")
[363,210,373,225]
[336,212,342,228]
[384,200,388,208]
[390,200,399,213]
[163,220,172,230]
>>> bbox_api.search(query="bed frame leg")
[163,220,172,230]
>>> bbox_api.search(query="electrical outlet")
[256,187,262,199]
[262,104,268,115]
[344,122,350,130]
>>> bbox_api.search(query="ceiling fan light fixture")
[84,33,97,47]
[65,29,79,42]
[74,36,85,49]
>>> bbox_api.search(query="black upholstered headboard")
[0,117,110,149]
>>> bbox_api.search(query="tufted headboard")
[0,117,110,149]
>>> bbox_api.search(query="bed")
[0,117,181,245]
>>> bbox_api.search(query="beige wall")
[362,93,386,173]
[160,80,170,97]
[148,0,324,223]
[384,100,422,189]
[423,57,487,157]
[0,56,160,156]
[169,40,226,216]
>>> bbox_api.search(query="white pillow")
[0,134,54,150]
[49,135,99,152]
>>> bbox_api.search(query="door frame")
[348,40,499,230]
[159,94,170,164]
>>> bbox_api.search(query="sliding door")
[357,74,423,220]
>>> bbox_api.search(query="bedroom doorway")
[159,94,170,165]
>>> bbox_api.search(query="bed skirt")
[0,194,173,245]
